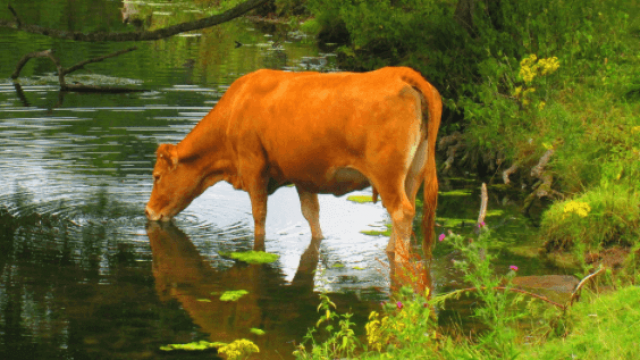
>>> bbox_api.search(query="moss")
[220,290,249,302]
[347,195,374,203]
[220,251,280,264]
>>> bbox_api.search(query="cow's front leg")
[248,181,268,252]
[297,188,323,240]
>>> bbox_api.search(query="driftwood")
[502,162,519,185]
[438,131,465,172]
[523,149,563,214]
[10,47,144,92]
[1,0,269,42]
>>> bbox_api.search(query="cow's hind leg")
[297,187,324,240]
[376,180,416,263]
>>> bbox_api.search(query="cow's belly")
[294,167,371,195]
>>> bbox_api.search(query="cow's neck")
[176,110,239,189]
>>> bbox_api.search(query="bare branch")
[63,47,137,75]
[12,47,143,93]
[570,267,606,306]
[8,4,21,27]
[502,162,518,184]
[0,0,269,42]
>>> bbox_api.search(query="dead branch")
[11,47,143,93]
[1,0,269,42]
[502,162,519,185]
[8,4,20,27]
[531,149,554,178]
[478,183,488,224]
[62,47,137,75]
[570,267,606,306]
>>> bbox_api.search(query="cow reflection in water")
[146,221,376,358]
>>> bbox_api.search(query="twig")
[478,183,487,224]
[62,46,137,75]
[8,4,20,28]
[570,267,606,306]
[502,162,519,185]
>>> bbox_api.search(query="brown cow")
[145,67,442,260]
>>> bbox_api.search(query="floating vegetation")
[347,195,374,203]
[353,266,365,270]
[160,340,225,352]
[220,251,280,264]
[220,290,249,302]
[360,224,392,236]
[331,262,345,268]
[196,298,212,302]
[438,189,473,197]
[250,328,266,336]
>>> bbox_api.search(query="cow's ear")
[156,144,179,170]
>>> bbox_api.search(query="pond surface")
[0,1,564,359]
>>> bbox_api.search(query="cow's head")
[145,143,207,221]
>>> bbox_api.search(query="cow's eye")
[153,174,160,182]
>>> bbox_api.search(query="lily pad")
[220,290,249,302]
[353,266,365,270]
[220,251,280,264]
[331,263,345,268]
[160,340,226,352]
[347,195,374,203]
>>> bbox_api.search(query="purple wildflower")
[478,221,486,228]
[510,265,519,271]
[396,301,403,310]
[438,233,446,242]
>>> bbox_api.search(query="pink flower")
[478,221,486,228]
[438,233,446,242]
[396,301,403,310]
[510,265,519,271]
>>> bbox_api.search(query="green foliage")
[220,289,249,302]
[220,250,280,264]
[250,327,266,336]
[293,293,360,359]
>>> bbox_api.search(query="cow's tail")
[401,68,442,259]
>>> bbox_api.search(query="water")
[0,1,390,358]
[0,1,564,358]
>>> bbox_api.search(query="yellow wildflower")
[218,339,259,360]
[563,201,591,219]
[538,101,546,110]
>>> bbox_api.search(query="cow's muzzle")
[145,206,167,221]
